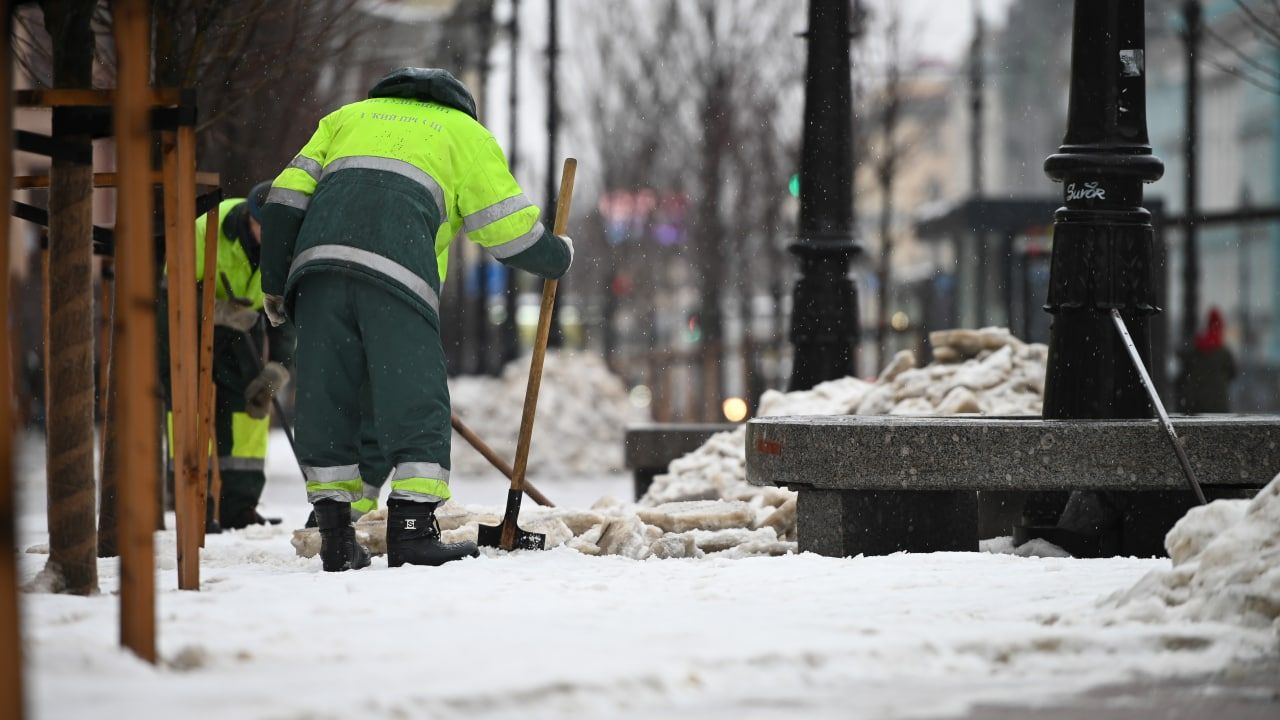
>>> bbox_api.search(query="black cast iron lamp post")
[1042,0,1164,420]
[788,0,862,391]
[1021,0,1168,547]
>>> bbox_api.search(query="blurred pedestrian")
[260,68,573,572]
[1176,307,1237,414]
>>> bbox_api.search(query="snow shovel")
[478,158,577,551]
[1109,308,1208,505]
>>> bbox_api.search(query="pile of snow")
[640,327,1047,511]
[293,494,797,561]
[449,350,649,478]
[1104,473,1280,632]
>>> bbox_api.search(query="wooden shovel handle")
[509,159,575,494]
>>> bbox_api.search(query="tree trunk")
[39,0,100,595]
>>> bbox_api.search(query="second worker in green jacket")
[259,67,573,572]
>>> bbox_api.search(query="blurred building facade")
[873,0,1278,409]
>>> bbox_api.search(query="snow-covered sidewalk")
[15,432,1279,719]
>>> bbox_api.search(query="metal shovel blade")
[476,521,546,551]
[477,489,546,551]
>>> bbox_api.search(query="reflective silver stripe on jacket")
[322,155,448,223]
[289,244,440,314]
[266,187,310,211]
[462,193,533,234]
[219,456,266,472]
[484,221,546,259]
[392,461,450,482]
[288,154,323,182]
[301,464,361,483]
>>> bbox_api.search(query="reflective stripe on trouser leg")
[351,482,380,517]
[302,464,363,503]
[387,462,451,503]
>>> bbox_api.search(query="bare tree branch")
[1233,0,1280,48]
[1205,24,1280,81]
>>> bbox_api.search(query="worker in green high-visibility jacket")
[260,67,573,572]
[160,183,291,530]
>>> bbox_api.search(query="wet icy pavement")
[19,523,1277,720]
[15,432,1279,719]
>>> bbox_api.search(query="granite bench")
[624,423,737,500]
[746,415,1280,557]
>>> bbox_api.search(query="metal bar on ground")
[112,0,158,663]
[1109,308,1208,505]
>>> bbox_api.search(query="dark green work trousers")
[292,272,452,505]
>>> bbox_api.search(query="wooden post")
[196,204,218,542]
[111,0,158,663]
[176,124,200,574]
[1,7,28,715]
[162,127,199,590]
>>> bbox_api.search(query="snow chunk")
[636,500,756,533]
[1105,474,1280,630]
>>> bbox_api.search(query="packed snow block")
[625,423,736,500]
[595,516,653,559]
[1105,473,1280,629]
[748,414,1280,558]
[636,500,756,533]
[649,533,700,559]
[538,508,606,537]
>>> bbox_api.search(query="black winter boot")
[387,500,479,567]
[314,500,372,572]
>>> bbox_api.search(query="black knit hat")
[246,181,272,221]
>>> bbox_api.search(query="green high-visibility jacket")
[260,68,570,325]
[196,197,264,310]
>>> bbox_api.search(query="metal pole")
[1182,0,1202,349]
[788,0,863,390]
[969,0,985,195]
[1042,0,1164,420]
[502,0,522,367]
[544,0,563,348]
